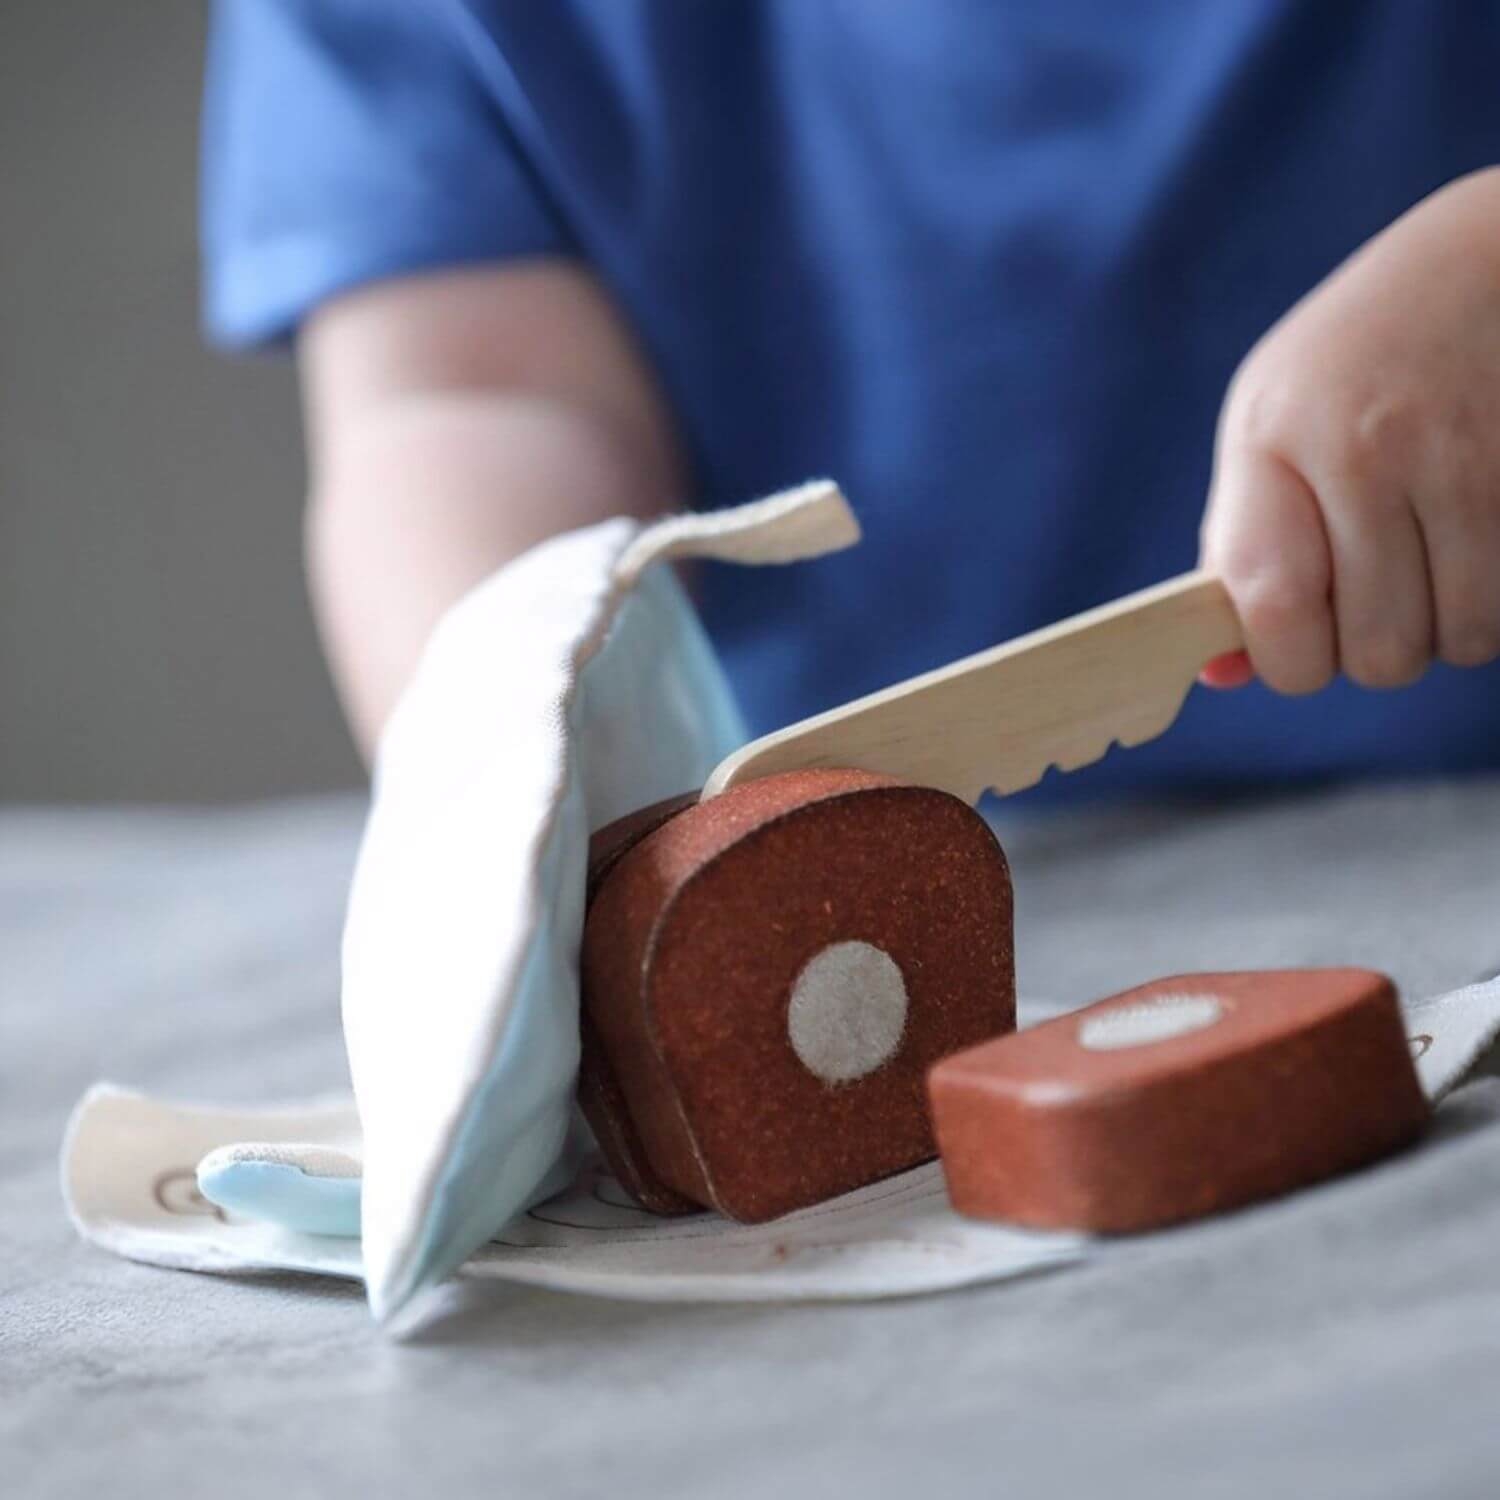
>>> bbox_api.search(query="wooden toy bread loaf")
[929,968,1430,1233]
[579,768,1016,1223]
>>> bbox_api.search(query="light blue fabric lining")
[197,1160,362,1238]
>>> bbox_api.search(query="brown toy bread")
[579,768,1016,1223]
[929,968,1430,1233]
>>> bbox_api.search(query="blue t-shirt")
[203,0,1500,801]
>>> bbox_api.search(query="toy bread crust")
[929,967,1430,1233]
[579,792,704,1217]
[581,768,1016,1223]
[585,792,702,905]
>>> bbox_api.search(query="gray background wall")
[0,2,361,801]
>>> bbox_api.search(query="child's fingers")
[1415,487,1500,668]
[1312,469,1432,688]
[1200,446,1337,696]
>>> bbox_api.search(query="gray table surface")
[5,781,1500,1499]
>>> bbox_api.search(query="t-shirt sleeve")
[201,0,570,348]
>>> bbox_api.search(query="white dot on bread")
[787,941,909,1084]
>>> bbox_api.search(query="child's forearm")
[297,263,686,760]
[305,392,670,756]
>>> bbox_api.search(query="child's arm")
[299,261,685,756]
[1201,167,1500,693]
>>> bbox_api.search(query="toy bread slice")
[580,769,1016,1223]
[930,968,1430,1233]
[580,794,704,1217]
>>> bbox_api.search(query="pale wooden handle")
[1079,568,1244,670]
[705,571,1243,801]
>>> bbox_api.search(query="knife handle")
[704,571,1245,802]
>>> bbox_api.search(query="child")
[203,2,1500,799]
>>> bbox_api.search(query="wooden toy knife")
[703,571,1244,803]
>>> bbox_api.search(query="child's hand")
[1199,168,1500,694]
